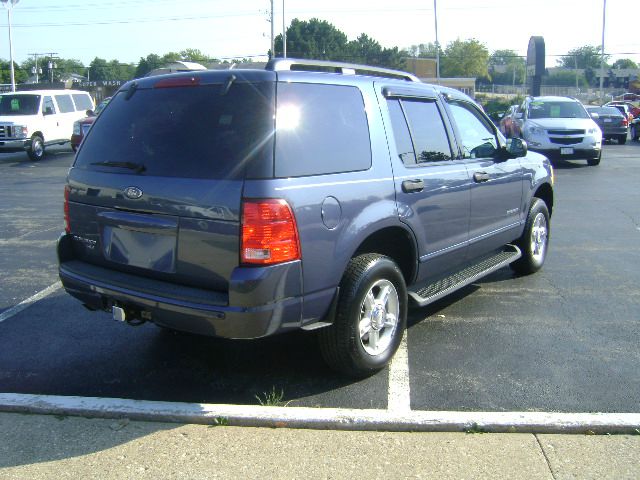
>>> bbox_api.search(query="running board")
[408,245,522,307]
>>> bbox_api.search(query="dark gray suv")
[58,58,554,377]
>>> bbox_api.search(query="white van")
[0,89,94,161]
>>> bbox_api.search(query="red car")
[71,97,110,152]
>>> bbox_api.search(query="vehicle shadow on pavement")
[0,291,386,411]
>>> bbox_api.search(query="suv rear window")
[74,82,274,179]
[275,83,371,177]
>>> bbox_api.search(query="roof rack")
[266,58,420,82]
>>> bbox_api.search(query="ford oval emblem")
[124,186,143,199]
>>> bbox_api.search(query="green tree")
[543,70,588,88]
[557,45,609,70]
[405,43,440,59]
[489,49,526,85]
[612,58,638,69]
[0,59,27,84]
[179,48,211,63]
[441,39,490,80]
[135,54,164,78]
[274,18,348,60]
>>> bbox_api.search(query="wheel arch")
[352,225,418,286]
[533,182,554,217]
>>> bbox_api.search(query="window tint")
[387,99,416,164]
[74,83,275,180]
[43,97,56,115]
[447,100,499,159]
[275,83,371,177]
[72,93,93,111]
[401,99,452,163]
[55,95,75,113]
[0,94,40,115]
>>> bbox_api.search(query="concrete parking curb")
[2,393,639,434]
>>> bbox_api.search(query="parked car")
[605,102,634,123]
[0,89,94,161]
[585,105,628,144]
[58,59,554,377]
[499,105,519,137]
[71,97,111,152]
[513,96,602,165]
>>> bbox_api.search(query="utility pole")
[1,0,20,92]
[270,0,274,59]
[434,0,440,83]
[282,0,286,58]
[599,0,606,101]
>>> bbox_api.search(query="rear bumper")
[57,234,333,339]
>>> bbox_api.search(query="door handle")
[401,179,424,193]
[473,172,490,183]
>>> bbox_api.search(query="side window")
[401,99,453,163]
[55,95,75,113]
[43,97,56,115]
[386,97,452,166]
[386,99,416,164]
[275,83,371,178]
[447,100,499,159]
[72,93,93,111]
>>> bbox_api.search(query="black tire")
[27,135,45,161]
[618,134,627,145]
[511,198,550,275]
[587,150,601,166]
[318,253,407,378]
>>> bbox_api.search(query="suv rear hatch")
[64,71,276,297]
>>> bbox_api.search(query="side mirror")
[505,137,528,158]
[589,112,600,119]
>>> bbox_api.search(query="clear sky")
[0,0,636,67]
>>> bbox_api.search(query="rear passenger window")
[275,83,371,177]
[386,98,452,166]
[72,94,93,111]
[55,95,75,113]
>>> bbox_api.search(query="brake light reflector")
[64,185,71,234]
[153,76,200,88]
[241,199,300,265]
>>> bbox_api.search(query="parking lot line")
[0,281,62,324]
[388,330,411,412]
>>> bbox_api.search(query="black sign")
[526,36,545,96]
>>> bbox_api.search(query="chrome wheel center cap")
[372,305,385,330]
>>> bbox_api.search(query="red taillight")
[241,199,300,265]
[622,117,628,127]
[64,185,71,234]
[153,76,200,88]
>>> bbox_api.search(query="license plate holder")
[560,147,574,155]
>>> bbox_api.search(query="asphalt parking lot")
[1,141,639,414]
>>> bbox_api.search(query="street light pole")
[434,0,440,83]
[599,0,606,101]
[282,0,286,58]
[270,0,274,59]
[1,0,20,92]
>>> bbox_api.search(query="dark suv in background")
[58,59,554,377]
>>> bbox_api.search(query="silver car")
[514,96,602,166]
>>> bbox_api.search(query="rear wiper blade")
[90,161,146,173]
